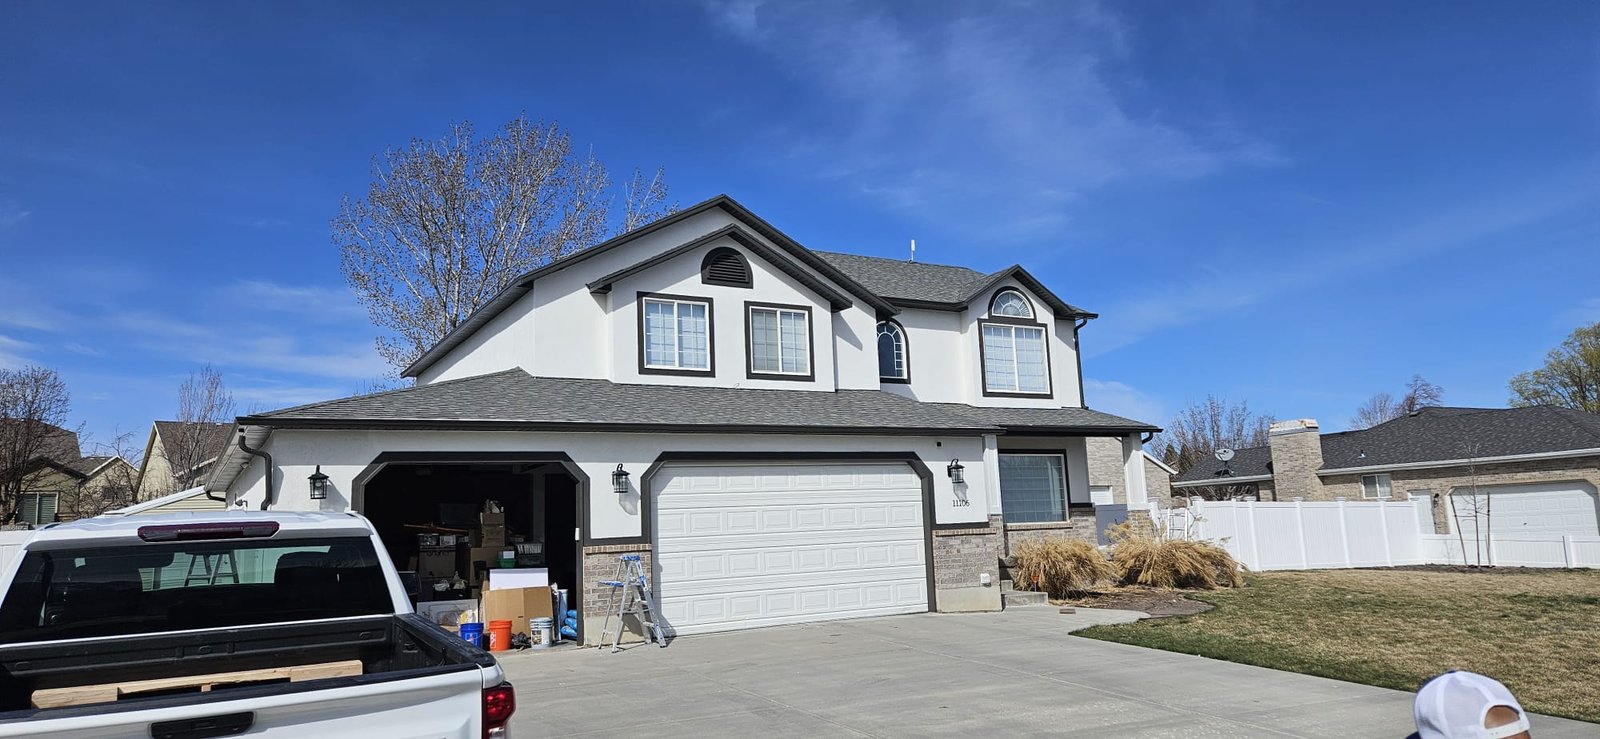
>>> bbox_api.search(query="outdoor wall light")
[308,465,330,500]
[612,463,630,495]
[947,459,965,485]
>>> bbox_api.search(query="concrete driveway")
[498,608,1594,737]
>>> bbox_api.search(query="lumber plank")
[31,659,363,709]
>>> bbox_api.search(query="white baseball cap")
[1414,671,1531,739]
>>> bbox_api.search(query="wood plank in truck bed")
[30,659,364,709]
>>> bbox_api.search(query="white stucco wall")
[224,429,993,538]
[960,280,1083,409]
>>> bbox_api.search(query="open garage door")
[1450,481,1600,537]
[653,461,929,636]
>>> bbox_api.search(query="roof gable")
[813,252,1095,319]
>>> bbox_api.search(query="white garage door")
[1450,481,1600,537]
[653,462,928,636]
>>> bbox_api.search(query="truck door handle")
[150,711,254,739]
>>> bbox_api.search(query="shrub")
[1109,523,1244,590]
[1010,536,1116,597]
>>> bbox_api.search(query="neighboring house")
[4,423,138,524]
[106,486,228,516]
[206,195,1159,640]
[135,421,233,501]
[1171,407,1600,537]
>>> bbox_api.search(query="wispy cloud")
[62,342,105,357]
[702,0,1278,234]
[0,334,33,369]
[0,200,31,231]
[1083,378,1166,424]
[231,280,367,322]
[109,311,386,380]
[247,217,291,229]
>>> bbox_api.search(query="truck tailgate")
[0,667,486,739]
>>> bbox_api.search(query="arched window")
[701,247,752,288]
[877,321,908,382]
[990,288,1034,318]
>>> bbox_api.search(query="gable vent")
[701,247,752,288]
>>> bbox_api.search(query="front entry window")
[999,454,1068,523]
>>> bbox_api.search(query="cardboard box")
[480,586,552,636]
[475,524,507,548]
[479,510,506,526]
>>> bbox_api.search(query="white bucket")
[530,617,554,649]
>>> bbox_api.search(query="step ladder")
[181,552,239,587]
[598,554,666,652]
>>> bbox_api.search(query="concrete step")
[1003,590,1049,607]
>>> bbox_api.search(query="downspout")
[1073,317,1091,409]
[237,432,276,510]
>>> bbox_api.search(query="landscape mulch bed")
[1051,588,1212,617]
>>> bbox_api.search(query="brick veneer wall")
[581,542,652,644]
[1001,508,1096,554]
[931,515,1003,590]
[1269,421,1325,501]
[1319,456,1600,533]
[1086,437,1173,504]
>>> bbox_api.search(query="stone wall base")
[931,515,1003,612]
[581,542,652,646]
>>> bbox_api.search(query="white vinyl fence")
[0,529,34,578]
[1159,498,1600,571]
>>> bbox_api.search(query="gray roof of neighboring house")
[934,404,1159,434]
[1172,445,1275,484]
[813,252,1096,318]
[239,369,1004,435]
[65,456,115,476]
[1172,406,1600,483]
[153,421,234,462]
[0,420,82,464]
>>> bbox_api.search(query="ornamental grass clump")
[1108,523,1244,590]
[1010,536,1117,597]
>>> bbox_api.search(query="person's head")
[1414,671,1531,739]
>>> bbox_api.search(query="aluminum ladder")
[598,554,666,652]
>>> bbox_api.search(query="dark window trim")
[744,301,815,382]
[700,246,753,288]
[637,291,716,377]
[977,318,1054,399]
[636,451,945,613]
[988,287,1035,319]
[997,450,1087,525]
[876,319,911,384]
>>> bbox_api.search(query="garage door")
[1450,481,1600,536]
[653,462,928,636]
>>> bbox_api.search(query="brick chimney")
[1268,418,1325,501]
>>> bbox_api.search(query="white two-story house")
[207,195,1158,642]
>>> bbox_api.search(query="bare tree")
[76,430,141,518]
[165,365,235,491]
[1449,441,1490,566]
[334,114,678,371]
[0,366,73,523]
[621,166,676,232]
[1509,322,1600,412]
[1148,396,1275,475]
[1349,375,1444,429]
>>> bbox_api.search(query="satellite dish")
[1215,448,1235,462]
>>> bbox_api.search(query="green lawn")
[1076,568,1600,723]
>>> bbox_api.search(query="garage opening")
[356,458,583,644]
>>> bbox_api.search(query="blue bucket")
[459,622,484,648]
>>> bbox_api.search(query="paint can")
[530,617,554,649]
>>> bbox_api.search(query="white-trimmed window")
[1361,474,1393,499]
[18,493,58,526]
[748,304,810,377]
[991,289,1034,318]
[641,296,710,372]
[999,454,1069,523]
[877,321,907,381]
[982,323,1049,394]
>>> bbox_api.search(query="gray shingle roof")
[1172,406,1600,483]
[1173,445,1274,484]
[934,404,1159,433]
[153,422,233,461]
[241,369,1004,435]
[811,252,990,304]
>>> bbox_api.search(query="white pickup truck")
[0,511,516,738]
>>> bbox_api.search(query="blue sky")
[1,0,1596,451]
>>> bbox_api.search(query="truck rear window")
[0,537,393,643]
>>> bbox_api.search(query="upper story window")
[981,322,1050,395]
[877,321,908,382]
[701,247,752,288]
[639,293,712,375]
[990,289,1034,318]
[747,302,811,380]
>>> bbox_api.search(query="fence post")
[1563,535,1576,568]
[1246,500,1262,571]
[1336,499,1353,568]
[1295,500,1309,569]
[1377,500,1393,567]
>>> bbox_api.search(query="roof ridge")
[1541,405,1600,445]
[255,368,530,418]
[812,249,987,274]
